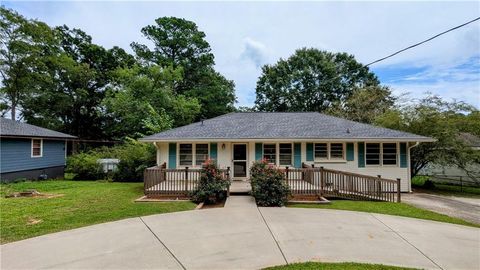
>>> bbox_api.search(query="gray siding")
[0,138,66,173]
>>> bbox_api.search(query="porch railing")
[144,163,231,199]
[284,165,401,202]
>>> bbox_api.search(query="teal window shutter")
[346,143,354,161]
[294,143,302,168]
[210,143,218,162]
[358,142,365,168]
[306,143,314,161]
[255,143,263,160]
[168,143,176,169]
[400,142,407,168]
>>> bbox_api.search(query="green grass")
[0,180,196,243]
[412,176,480,198]
[264,262,418,270]
[289,199,479,227]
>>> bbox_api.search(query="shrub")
[66,153,104,180]
[66,139,156,182]
[191,160,230,204]
[111,141,156,182]
[250,159,290,207]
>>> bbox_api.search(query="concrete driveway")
[2,196,479,270]
[402,193,480,224]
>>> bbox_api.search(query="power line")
[366,17,480,67]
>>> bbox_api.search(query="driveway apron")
[2,196,479,270]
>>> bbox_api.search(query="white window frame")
[314,142,346,162]
[177,143,210,168]
[31,138,43,158]
[262,143,278,165]
[262,142,293,167]
[278,143,293,167]
[365,142,399,167]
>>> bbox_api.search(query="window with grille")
[330,143,344,159]
[382,143,397,165]
[263,144,277,164]
[195,144,209,166]
[314,143,328,159]
[279,143,292,166]
[31,139,42,157]
[366,143,381,165]
[179,144,193,166]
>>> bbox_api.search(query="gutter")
[138,137,436,143]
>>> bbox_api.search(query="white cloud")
[241,37,270,68]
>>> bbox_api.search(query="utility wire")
[366,17,480,66]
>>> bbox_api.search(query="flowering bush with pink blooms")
[191,159,230,204]
[250,159,290,206]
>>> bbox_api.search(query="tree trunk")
[10,105,16,120]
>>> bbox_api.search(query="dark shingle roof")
[0,118,76,139]
[140,112,433,142]
[458,132,480,147]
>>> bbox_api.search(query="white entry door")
[232,143,248,179]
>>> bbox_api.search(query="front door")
[232,143,248,179]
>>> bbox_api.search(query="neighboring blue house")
[0,118,76,182]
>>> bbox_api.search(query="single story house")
[0,118,76,182]
[140,112,434,192]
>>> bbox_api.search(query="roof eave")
[139,137,436,143]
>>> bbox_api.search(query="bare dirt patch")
[26,217,43,225]
[5,189,64,199]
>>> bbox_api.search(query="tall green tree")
[255,48,379,112]
[103,65,201,139]
[328,85,396,124]
[21,26,135,139]
[0,7,55,119]
[131,17,236,119]
[375,95,480,179]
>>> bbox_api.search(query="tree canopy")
[254,48,379,112]
[0,8,236,140]
[375,95,480,178]
[131,17,236,119]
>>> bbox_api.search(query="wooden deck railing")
[144,164,231,199]
[284,166,401,202]
[144,163,400,202]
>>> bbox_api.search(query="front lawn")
[0,180,196,243]
[289,199,479,227]
[264,262,418,270]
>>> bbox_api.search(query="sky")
[4,1,480,108]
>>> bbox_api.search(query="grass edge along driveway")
[264,262,419,270]
[289,199,479,228]
[0,180,196,244]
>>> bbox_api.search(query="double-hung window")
[365,143,381,165]
[314,143,328,159]
[195,144,209,166]
[314,143,345,161]
[179,144,193,166]
[365,143,398,166]
[263,144,277,164]
[179,143,209,166]
[262,143,293,166]
[279,143,293,166]
[31,139,42,157]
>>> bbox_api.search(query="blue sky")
[4,1,480,108]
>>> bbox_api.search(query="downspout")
[407,142,420,192]
[153,142,161,166]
